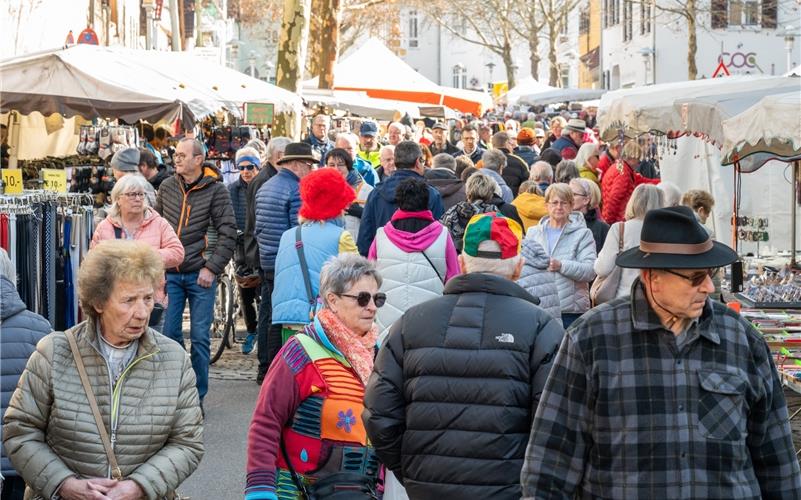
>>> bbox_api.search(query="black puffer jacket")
[155,167,237,275]
[363,272,564,500]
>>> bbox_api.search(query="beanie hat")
[110,147,140,172]
[299,168,356,221]
[517,127,536,146]
[463,212,523,259]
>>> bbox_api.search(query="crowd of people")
[2,110,800,500]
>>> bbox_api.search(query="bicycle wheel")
[210,275,234,364]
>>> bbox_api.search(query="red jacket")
[597,151,616,179]
[601,160,659,224]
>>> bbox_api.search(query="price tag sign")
[1,169,23,195]
[42,169,67,193]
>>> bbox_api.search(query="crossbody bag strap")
[280,439,309,499]
[420,250,445,284]
[617,222,625,253]
[65,330,123,481]
[295,225,316,321]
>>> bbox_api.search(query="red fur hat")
[299,168,356,221]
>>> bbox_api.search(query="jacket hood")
[536,211,588,234]
[375,169,424,203]
[424,168,458,181]
[427,177,463,197]
[444,272,539,305]
[513,192,546,218]
[520,238,550,270]
[383,210,443,252]
[1,276,27,320]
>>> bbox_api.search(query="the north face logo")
[495,333,514,343]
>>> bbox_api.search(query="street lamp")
[248,50,257,78]
[639,47,655,85]
[265,61,275,83]
[780,25,799,73]
[485,61,496,82]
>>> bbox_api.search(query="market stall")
[306,38,493,116]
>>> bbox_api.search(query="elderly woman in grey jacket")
[3,240,203,500]
[520,183,596,328]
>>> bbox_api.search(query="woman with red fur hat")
[271,168,358,342]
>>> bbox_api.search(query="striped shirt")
[521,279,801,499]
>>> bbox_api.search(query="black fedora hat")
[616,206,738,269]
[276,142,319,165]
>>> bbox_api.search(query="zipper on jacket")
[174,181,205,272]
[110,350,160,444]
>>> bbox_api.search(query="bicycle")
[210,261,240,364]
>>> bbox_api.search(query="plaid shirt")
[522,280,801,499]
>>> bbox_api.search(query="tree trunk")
[502,42,516,90]
[528,33,540,81]
[686,0,698,80]
[318,0,342,89]
[276,0,312,138]
[548,19,559,86]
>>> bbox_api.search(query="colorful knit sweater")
[245,319,378,500]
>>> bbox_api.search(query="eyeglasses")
[571,191,586,198]
[239,164,259,171]
[174,153,201,162]
[663,268,717,287]
[122,192,145,199]
[338,292,386,308]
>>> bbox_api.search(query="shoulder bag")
[296,225,318,322]
[590,222,625,307]
[280,440,378,500]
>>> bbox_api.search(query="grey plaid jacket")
[521,279,801,499]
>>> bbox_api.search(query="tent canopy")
[597,76,801,170]
[303,89,451,120]
[506,77,605,106]
[0,45,302,126]
[306,39,492,115]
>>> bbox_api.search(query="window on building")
[711,0,728,28]
[560,11,569,35]
[604,0,620,27]
[743,0,759,25]
[408,10,419,48]
[579,8,589,35]
[762,0,777,28]
[452,65,465,88]
[729,0,742,25]
[640,1,651,35]
[623,0,633,41]
[614,0,621,24]
[560,65,570,88]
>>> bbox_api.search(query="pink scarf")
[316,308,378,385]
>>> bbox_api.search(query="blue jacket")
[272,221,346,325]
[551,135,579,156]
[228,177,248,231]
[356,169,444,255]
[1,276,50,477]
[514,146,539,166]
[255,169,301,271]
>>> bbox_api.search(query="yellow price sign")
[1,168,23,195]
[42,169,67,193]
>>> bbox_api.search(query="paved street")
[179,334,261,499]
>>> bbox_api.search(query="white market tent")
[0,44,302,126]
[504,77,556,106]
[304,39,493,116]
[505,76,606,107]
[302,89,456,121]
[597,75,801,257]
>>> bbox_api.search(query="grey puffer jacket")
[517,238,561,320]
[0,276,50,478]
[524,212,597,314]
[2,319,204,500]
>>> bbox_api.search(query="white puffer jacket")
[525,212,597,314]
[374,228,447,342]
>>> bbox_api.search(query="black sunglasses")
[339,292,386,308]
[663,268,717,287]
[239,164,259,171]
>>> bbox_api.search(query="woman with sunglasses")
[246,254,383,500]
[594,184,664,301]
[229,147,263,353]
[90,173,184,332]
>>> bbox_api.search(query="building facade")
[600,0,801,89]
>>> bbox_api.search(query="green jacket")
[2,319,204,499]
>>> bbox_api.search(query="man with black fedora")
[522,206,801,498]
[253,142,318,383]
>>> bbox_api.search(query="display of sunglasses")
[339,292,386,308]
[664,268,717,287]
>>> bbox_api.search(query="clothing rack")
[0,190,95,330]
